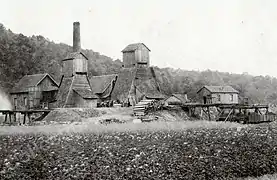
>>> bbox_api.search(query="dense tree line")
[1,23,277,104]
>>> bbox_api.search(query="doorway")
[203,96,207,104]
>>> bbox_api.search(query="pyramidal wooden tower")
[111,43,164,105]
[54,22,98,108]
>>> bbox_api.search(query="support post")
[192,108,196,116]
[188,108,192,116]
[23,113,26,124]
[9,113,12,124]
[266,107,269,122]
[13,113,16,123]
[4,113,7,123]
[28,113,31,125]
[200,108,203,120]
[207,107,211,121]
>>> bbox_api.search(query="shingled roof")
[135,74,165,99]
[197,86,239,94]
[62,52,88,61]
[73,89,98,99]
[121,43,151,52]
[89,74,117,94]
[111,67,165,102]
[54,74,98,107]
[171,93,189,103]
[54,77,74,107]
[11,73,58,93]
[111,68,137,101]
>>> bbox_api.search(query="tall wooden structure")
[111,43,164,106]
[54,22,98,108]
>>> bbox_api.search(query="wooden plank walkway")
[173,102,269,109]
[0,110,51,113]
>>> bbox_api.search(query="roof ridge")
[91,74,117,78]
[25,73,47,76]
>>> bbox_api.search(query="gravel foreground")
[0,121,277,180]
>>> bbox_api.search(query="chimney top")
[73,22,81,52]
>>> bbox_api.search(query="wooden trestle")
[0,110,51,125]
[170,102,275,123]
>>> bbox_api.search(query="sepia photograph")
[1,0,277,179]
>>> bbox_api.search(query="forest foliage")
[1,23,277,104]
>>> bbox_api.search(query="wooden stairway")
[133,99,155,116]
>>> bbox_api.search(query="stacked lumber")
[133,99,155,116]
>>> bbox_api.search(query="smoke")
[0,90,12,110]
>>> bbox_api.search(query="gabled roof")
[73,89,98,99]
[171,93,189,103]
[121,43,151,52]
[62,52,88,61]
[89,74,117,94]
[11,73,59,93]
[197,86,239,94]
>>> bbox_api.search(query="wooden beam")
[207,107,211,121]
[257,109,263,115]
[9,113,12,124]
[192,107,196,116]
[224,109,233,122]
[23,113,26,124]
[202,107,208,114]
[28,113,31,124]
[200,108,203,120]
[188,108,192,116]
[4,113,7,123]
[13,113,16,123]
[216,109,224,121]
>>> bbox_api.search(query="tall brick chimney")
[73,22,81,52]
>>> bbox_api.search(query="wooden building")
[197,86,239,104]
[165,93,189,106]
[53,22,98,108]
[10,23,165,109]
[122,43,150,68]
[110,43,164,106]
[10,73,59,110]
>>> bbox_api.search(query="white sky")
[1,0,277,77]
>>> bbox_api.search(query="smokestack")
[73,22,81,52]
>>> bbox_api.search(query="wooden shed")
[10,73,59,110]
[122,43,150,68]
[197,86,239,104]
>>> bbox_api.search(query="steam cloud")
[0,90,12,110]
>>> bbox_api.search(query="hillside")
[1,23,277,104]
